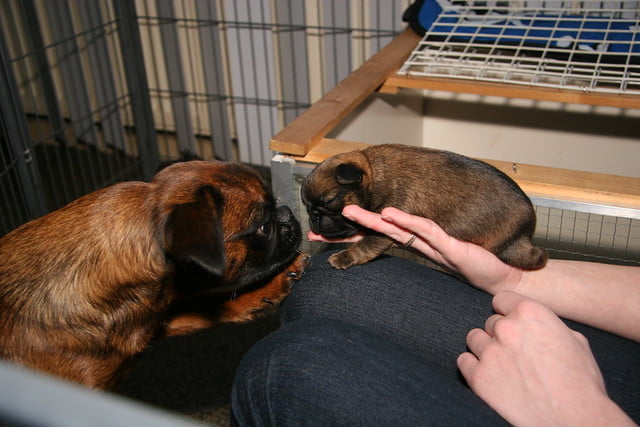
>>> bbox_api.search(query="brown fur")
[0,160,305,389]
[302,144,547,270]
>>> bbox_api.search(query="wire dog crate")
[0,0,410,236]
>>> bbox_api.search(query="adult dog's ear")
[165,185,225,276]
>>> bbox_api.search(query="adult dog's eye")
[257,220,272,237]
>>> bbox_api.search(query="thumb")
[492,291,530,315]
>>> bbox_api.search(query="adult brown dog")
[302,144,547,270]
[0,160,306,389]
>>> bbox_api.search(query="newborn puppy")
[302,144,547,270]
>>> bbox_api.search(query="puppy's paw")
[328,249,359,269]
[328,237,392,269]
[219,252,310,322]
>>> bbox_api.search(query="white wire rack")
[534,204,640,265]
[398,2,640,95]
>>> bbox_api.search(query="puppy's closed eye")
[321,193,340,206]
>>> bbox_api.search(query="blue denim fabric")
[232,251,640,426]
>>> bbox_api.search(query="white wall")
[420,92,640,178]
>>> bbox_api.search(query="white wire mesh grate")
[398,1,640,95]
[534,205,640,265]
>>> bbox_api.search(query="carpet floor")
[115,314,280,426]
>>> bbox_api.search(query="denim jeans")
[231,251,640,426]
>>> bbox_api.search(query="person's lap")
[232,251,640,425]
[232,318,509,426]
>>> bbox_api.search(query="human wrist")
[475,266,523,296]
[557,393,635,426]
[494,268,525,295]
[599,398,636,426]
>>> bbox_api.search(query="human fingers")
[375,207,455,266]
[465,328,493,358]
[456,351,479,379]
[380,214,453,266]
[382,207,519,291]
[342,205,420,249]
[380,206,505,266]
[307,230,364,243]
[341,205,403,235]
[343,207,520,293]
[342,205,449,254]
[310,206,438,262]
[491,290,534,316]
[483,314,505,338]
[379,207,452,250]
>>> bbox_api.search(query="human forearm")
[508,260,640,342]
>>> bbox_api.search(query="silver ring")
[403,234,417,248]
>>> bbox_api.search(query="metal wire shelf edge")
[530,196,640,220]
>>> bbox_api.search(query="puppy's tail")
[498,236,548,270]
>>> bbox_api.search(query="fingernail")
[382,215,394,223]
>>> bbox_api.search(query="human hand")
[308,205,521,295]
[457,291,633,426]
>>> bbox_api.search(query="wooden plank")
[289,138,640,210]
[290,138,370,164]
[483,159,640,210]
[270,28,421,156]
[382,75,640,109]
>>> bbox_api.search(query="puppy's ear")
[336,163,364,186]
[165,185,225,276]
